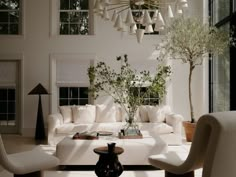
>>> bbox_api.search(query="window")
[59,0,89,35]
[59,87,88,106]
[131,87,159,105]
[0,87,16,126]
[0,0,21,35]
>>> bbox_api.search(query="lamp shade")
[142,10,152,26]
[28,83,49,95]
[125,8,135,25]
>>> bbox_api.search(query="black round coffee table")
[94,146,124,177]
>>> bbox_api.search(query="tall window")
[59,0,89,35]
[209,0,236,111]
[0,0,21,35]
[59,87,88,106]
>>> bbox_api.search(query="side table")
[94,143,124,177]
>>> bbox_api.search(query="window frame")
[0,0,24,37]
[58,86,89,106]
[50,0,94,37]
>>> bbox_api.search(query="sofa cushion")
[147,106,164,123]
[139,105,151,122]
[56,123,90,134]
[72,105,96,124]
[96,105,117,123]
[59,106,72,123]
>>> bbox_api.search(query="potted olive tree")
[88,55,171,136]
[156,17,233,141]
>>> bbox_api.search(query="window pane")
[69,99,78,105]
[8,89,15,100]
[70,0,80,10]
[59,87,68,98]
[60,23,69,34]
[80,87,88,98]
[70,24,79,34]
[211,24,230,111]
[69,87,78,98]
[10,11,19,22]
[8,101,15,113]
[70,12,79,22]
[9,0,19,10]
[213,0,230,24]
[0,12,8,22]
[59,99,68,106]
[0,0,9,9]
[0,24,8,34]
[79,0,88,10]
[0,114,7,120]
[79,99,88,105]
[8,113,15,120]
[0,89,7,100]
[60,0,69,10]
[60,12,69,22]
[0,102,7,113]
[78,11,88,35]
[9,23,18,34]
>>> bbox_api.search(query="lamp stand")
[35,95,46,140]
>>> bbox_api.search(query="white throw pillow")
[139,105,151,122]
[96,105,117,123]
[72,105,96,124]
[147,106,166,123]
[59,106,72,123]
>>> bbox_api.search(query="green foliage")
[88,55,171,123]
[156,17,233,121]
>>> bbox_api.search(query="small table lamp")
[28,83,49,140]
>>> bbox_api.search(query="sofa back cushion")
[72,105,96,124]
[59,106,73,123]
[147,105,172,123]
[139,105,151,122]
[96,105,117,123]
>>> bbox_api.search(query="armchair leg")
[165,171,194,177]
[14,171,41,177]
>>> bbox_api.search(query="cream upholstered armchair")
[149,111,236,177]
[0,135,59,177]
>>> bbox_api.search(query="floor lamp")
[28,83,49,140]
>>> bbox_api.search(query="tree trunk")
[188,62,195,122]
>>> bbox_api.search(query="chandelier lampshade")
[94,0,188,43]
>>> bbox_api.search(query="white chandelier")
[94,0,188,43]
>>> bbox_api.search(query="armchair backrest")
[182,111,236,177]
[0,135,15,173]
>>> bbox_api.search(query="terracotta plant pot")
[183,121,196,142]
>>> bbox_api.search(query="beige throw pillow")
[147,106,165,123]
[59,106,72,123]
[96,105,117,123]
[72,105,96,124]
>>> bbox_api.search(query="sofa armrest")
[165,113,183,135]
[47,113,63,145]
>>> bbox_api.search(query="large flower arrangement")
[88,55,171,135]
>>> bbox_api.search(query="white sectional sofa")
[47,104,183,145]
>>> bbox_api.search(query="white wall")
[0,0,207,136]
